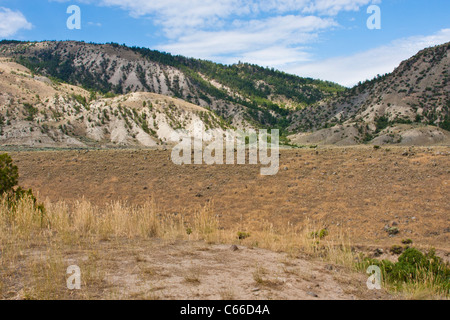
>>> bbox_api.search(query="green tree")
[0,153,46,223]
[0,153,19,194]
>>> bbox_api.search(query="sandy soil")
[5,239,392,300]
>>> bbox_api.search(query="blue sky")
[0,0,449,86]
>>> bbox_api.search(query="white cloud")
[87,22,102,27]
[158,15,336,64]
[54,1,386,75]
[249,0,380,16]
[63,0,448,87]
[302,0,381,15]
[98,0,246,38]
[48,0,448,87]
[225,46,312,68]
[86,0,381,72]
[288,28,450,87]
[0,7,33,37]
[71,0,376,37]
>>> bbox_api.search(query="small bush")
[0,153,18,194]
[71,94,87,107]
[375,116,390,133]
[386,227,399,236]
[310,229,329,240]
[237,231,250,240]
[390,245,404,255]
[359,248,450,296]
[401,239,413,245]
[23,103,38,121]
[0,153,45,223]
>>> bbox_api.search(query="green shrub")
[310,229,329,240]
[375,116,390,133]
[71,94,88,107]
[401,239,413,245]
[359,248,450,296]
[237,232,250,240]
[398,248,428,267]
[0,153,19,194]
[390,248,429,283]
[23,103,38,121]
[0,153,46,223]
[363,258,395,275]
[390,245,404,255]
[387,227,399,235]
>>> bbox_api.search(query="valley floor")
[9,146,450,252]
[1,146,449,300]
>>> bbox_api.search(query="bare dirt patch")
[2,239,392,300]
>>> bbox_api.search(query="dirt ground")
[4,239,392,300]
[2,146,449,300]
[8,146,450,253]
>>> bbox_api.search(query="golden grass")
[0,195,447,300]
[379,263,450,300]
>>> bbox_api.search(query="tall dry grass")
[0,194,358,262]
[1,195,447,299]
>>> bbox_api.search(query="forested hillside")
[0,40,344,135]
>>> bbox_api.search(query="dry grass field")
[1,145,449,300]
[0,194,394,300]
[10,146,450,251]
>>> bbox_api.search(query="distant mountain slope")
[0,58,230,148]
[289,42,450,145]
[1,40,449,148]
[0,40,344,133]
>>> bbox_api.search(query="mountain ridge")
[0,40,449,148]
[0,40,344,133]
[0,57,232,148]
[288,42,450,145]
